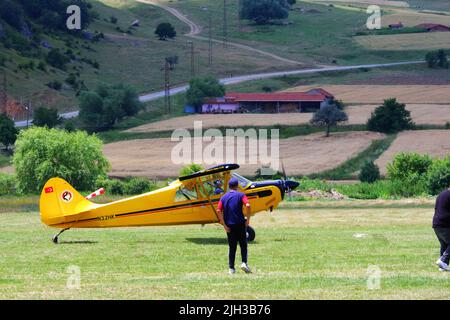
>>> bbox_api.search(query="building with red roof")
[202,88,335,114]
[415,23,449,32]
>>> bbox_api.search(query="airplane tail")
[39,178,95,227]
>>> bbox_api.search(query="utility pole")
[238,0,242,32]
[0,72,6,114]
[188,41,195,78]
[162,60,171,114]
[223,0,227,47]
[208,13,213,66]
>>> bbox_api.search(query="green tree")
[13,127,110,193]
[186,76,225,109]
[79,84,142,132]
[79,91,104,131]
[358,161,380,183]
[241,0,290,24]
[437,49,449,68]
[367,98,414,133]
[32,107,62,128]
[310,105,348,137]
[426,49,448,69]
[154,22,176,40]
[426,51,439,68]
[0,113,18,150]
[0,0,24,30]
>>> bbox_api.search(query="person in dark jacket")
[217,177,252,274]
[433,188,450,271]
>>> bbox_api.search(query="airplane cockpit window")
[232,172,251,189]
[174,183,198,202]
[198,176,225,198]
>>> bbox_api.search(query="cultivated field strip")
[125,104,450,134]
[103,131,383,178]
[285,85,450,104]
[354,33,450,50]
[376,130,450,175]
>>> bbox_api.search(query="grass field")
[165,0,424,65]
[0,199,448,299]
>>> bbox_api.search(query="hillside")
[0,0,288,118]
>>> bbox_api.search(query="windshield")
[232,172,251,189]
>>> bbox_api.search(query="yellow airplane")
[39,164,299,243]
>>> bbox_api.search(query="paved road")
[139,60,424,102]
[13,1,427,127]
[14,59,424,127]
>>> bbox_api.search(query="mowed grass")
[0,200,449,299]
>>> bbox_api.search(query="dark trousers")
[226,223,248,269]
[434,227,450,264]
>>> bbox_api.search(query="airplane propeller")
[279,160,299,200]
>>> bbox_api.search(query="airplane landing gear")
[52,228,70,244]
[246,226,255,242]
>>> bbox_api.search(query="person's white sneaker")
[436,259,450,271]
[229,268,236,275]
[240,262,252,273]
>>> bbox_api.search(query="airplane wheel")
[52,235,58,244]
[246,226,255,242]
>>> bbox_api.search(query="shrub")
[296,177,333,193]
[46,48,69,70]
[426,157,450,195]
[47,80,62,90]
[367,98,414,133]
[358,161,380,183]
[387,152,432,181]
[107,179,126,195]
[125,177,157,195]
[0,173,16,196]
[13,127,110,194]
[179,164,204,177]
[37,61,47,72]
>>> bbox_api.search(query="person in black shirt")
[433,188,450,271]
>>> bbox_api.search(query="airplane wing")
[178,164,240,182]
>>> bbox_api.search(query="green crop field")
[1,199,448,299]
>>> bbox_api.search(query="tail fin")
[39,178,95,227]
